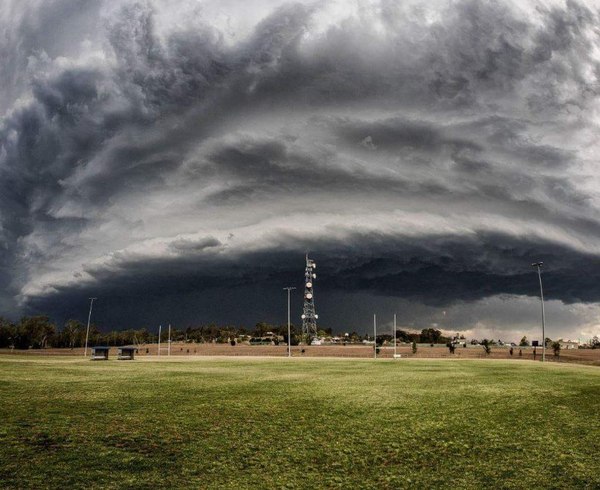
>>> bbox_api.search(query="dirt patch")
[2,343,599,365]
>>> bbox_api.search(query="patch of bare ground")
[2,343,599,365]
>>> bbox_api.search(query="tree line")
[0,316,455,350]
[0,317,333,349]
[2,316,598,350]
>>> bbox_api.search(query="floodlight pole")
[83,297,96,358]
[158,325,161,357]
[531,262,546,362]
[284,287,296,358]
[374,314,377,359]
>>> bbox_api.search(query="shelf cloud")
[1,0,600,340]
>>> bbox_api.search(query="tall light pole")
[283,287,296,357]
[373,314,377,359]
[84,297,96,358]
[531,262,546,362]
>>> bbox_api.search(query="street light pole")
[84,297,97,358]
[283,287,296,358]
[374,314,377,359]
[531,262,546,362]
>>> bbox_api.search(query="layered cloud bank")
[1,0,600,339]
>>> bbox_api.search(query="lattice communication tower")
[301,254,318,341]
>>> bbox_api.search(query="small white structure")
[558,339,579,350]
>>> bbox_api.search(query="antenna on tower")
[301,254,319,343]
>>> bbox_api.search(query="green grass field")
[0,356,599,489]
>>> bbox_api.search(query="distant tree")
[0,317,16,348]
[591,336,600,349]
[552,341,561,359]
[86,324,101,347]
[15,316,56,349]
[395,330,413,343]
[253,322,273,337]
[519,336,530,347]
[545,337,553,348]
[481,339,491,356]
[376,334,392,346]
[134,328,150,345]
[63,319,83,349]
[420,328,433,344]
[420,328,445,344]
[412,341,417,354]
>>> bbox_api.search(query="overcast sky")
[1,0,600,341]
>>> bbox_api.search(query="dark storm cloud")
[1,0,599,338]
[24,230,600,329]
[198,134,447,203]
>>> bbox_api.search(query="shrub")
[412,341,417,354]
[481,339,491,355]
[552,341,561,358]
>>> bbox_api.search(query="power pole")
[84,297,97,357]
[373,314,377,359]
[531,262,546,362]
[283,287,296,357]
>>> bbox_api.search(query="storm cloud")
[1,0,600,340]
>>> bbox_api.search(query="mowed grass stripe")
[0,356,598,489]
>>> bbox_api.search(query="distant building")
[558,339,579,350]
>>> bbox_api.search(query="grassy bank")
[0,356,598,489]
